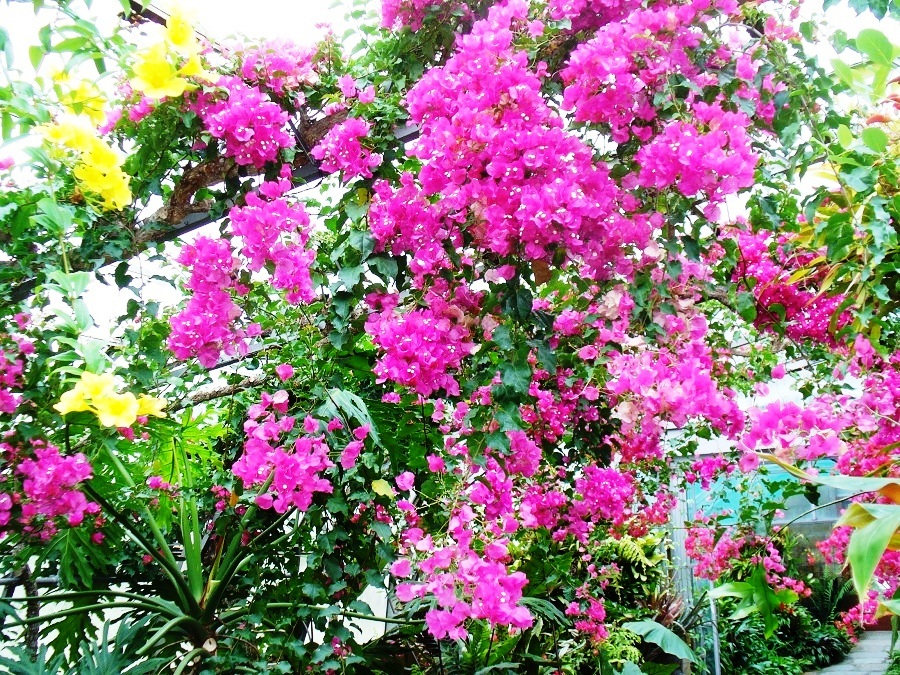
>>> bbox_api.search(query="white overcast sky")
[0,0,355,72]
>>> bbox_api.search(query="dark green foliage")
[718,604,852,674]
[887,649,900,675]
[802,572,856,625]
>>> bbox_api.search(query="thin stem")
[5,601,164,627]
[220,603,423,626]
[59,233,70,274]
[484,626,496,666]
[5,589,179,610]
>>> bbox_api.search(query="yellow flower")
[98,170,132,211]
[81,139,123,171]
[178,52,215,83]
[54,371,165,426]
[73,162,132,211]
[130,43,188,100]
[136,394,167,418]
[53,388,91,415]
[79,371,117,400]
[92,391,139,428]
[60,79,107,127]
[41,115,97,153]
[165,6,199,54]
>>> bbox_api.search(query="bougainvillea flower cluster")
[1,440,97,540]
[194,77,294,168]
[311,117,383,180]
[167,236,258,367]
[232,392,333,513]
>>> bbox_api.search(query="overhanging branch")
[6,123,420,306]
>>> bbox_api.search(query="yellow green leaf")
[371,479,395,498]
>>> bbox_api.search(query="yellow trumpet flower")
[136,394,167,418]
[53,388,91,415]
[130,43,188,100]
[55,372,166,428]
[165,6,199,54]
[92,391,140,428]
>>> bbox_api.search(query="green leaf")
[840,503,900,598]
[319,389,382,447]
[837,124,854,148]
[709,581,753,600]
[29,45,45,71]
[862,126,890,153]
[114,261,133,289]
[0,27,12,68]
[856,28,896,66]
[474,664,521,675]
[736,291,757,322]
[337,265,363,289]
[33,198,74,236]
[623,620,696,663]
[831,58,855,87]
[759,454,900,497]
[619,663,644,675]
[854,0,889,17]
[500,361,532,393]
[368,256,397,281]
[492,324,514,350]
[73,299,94,332]
[872,64,890,98]
[345,200,369,223]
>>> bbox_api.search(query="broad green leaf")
[708,581,753,600]
[29,45,44,71]
[0,27,12,68]
[831,58,856,87]
[73,298,93,332]
[837,124,854,148]
[500,361,531,393]
[79,338,109,373]
[623,620,697,663]
[34,198,74,236]
[872,64,891,98]
[474,664,520,675]
[710,568,795,638]
[862,127,890,152]
[838,503,900,598]
[856,28,896,67]
[320,389,382,447]
[751,565,796,638]
[736,291,757,322]
[759,453,900,501]
[619,663,644,675]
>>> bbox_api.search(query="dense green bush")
[887,649,900,675]
[718,605,852,674]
